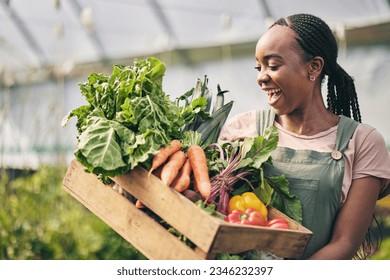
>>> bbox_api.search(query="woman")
[219,14,390,259]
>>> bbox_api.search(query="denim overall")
[256,109,359,259]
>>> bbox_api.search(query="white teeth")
[264,88,281,95]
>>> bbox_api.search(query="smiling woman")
[219,13,390,260]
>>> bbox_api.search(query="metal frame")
[0,0,46,66]
[68,0,107,62]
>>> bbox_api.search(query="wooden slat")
[62,160,203,260]
[111,166,221,253]
[211,225,310,259]
[210,207,311,258]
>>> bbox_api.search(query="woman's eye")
[255,65,279,72]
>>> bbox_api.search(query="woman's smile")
[264,88,282,106]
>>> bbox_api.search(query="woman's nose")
[257,73,270,86]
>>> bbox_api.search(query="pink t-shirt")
[219,110,390,204]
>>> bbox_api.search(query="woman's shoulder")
[351,122,389,161]
[354,123,387,148]
[225,110,257,125]
[219,110,258,141]
[352,122,390,197]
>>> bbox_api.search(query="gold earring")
[309,75,316,81]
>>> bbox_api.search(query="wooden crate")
[62,159,312,260]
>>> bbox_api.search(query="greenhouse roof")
[0,0,390,85]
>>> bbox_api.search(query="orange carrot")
[148,139,181,175]
[160,150,187,186]
[152,165,163,179]
[171,158,192,192]
[135,199,144,209]
[187,145,211,200]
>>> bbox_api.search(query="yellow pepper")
[228,192,268,220]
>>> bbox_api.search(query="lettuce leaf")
[75,110,128,176]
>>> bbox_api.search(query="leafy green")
[181,130,203,149]
[75,110,128,176]
[181,76,233,147]
[62,57,207,177]
[245,125,279,169]
[250,128,302,222]
[197,100,234,147]
[195,200,225,219]
[166,227,195,248]
[266,171,303,223]
[253,168,273,205]
[207,125,302,222]
[215,253,242,260]
[181,76,212,132]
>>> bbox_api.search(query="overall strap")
[256,109,275,136]
[335,116,359,152]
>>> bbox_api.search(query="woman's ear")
[309,56,324,76]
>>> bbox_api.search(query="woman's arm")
[308,176,383,260]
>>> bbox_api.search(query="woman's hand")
[308,176,383,260]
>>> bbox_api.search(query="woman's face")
[255,25,313,116]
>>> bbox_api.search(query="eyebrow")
[263,53,283,61]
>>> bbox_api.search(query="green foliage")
[370,236,390,260]
[207,126,302,222]
[0,166,145,260]
[370,210,390,260]
[180,76,233,148]
[62,57,207,178]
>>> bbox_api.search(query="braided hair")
[271,14,362,123]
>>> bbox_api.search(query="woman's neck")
[275,107,340,136]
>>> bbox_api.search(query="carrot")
[148,139,181,175]
[135,199,144,209]
[171,158,192,192]
[152,165,163,179]
[187,145,211,200]
[160,150,187,186]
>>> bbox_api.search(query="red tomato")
[265,217,287,226]
[268,222,289,229]
[265,217,289,229]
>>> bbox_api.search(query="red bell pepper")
[225,208,266,226]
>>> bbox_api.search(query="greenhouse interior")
[1,0,390,260]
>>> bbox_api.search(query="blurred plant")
[369,204,390,260]
[370,237,390,260]
[0,166,145,260]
